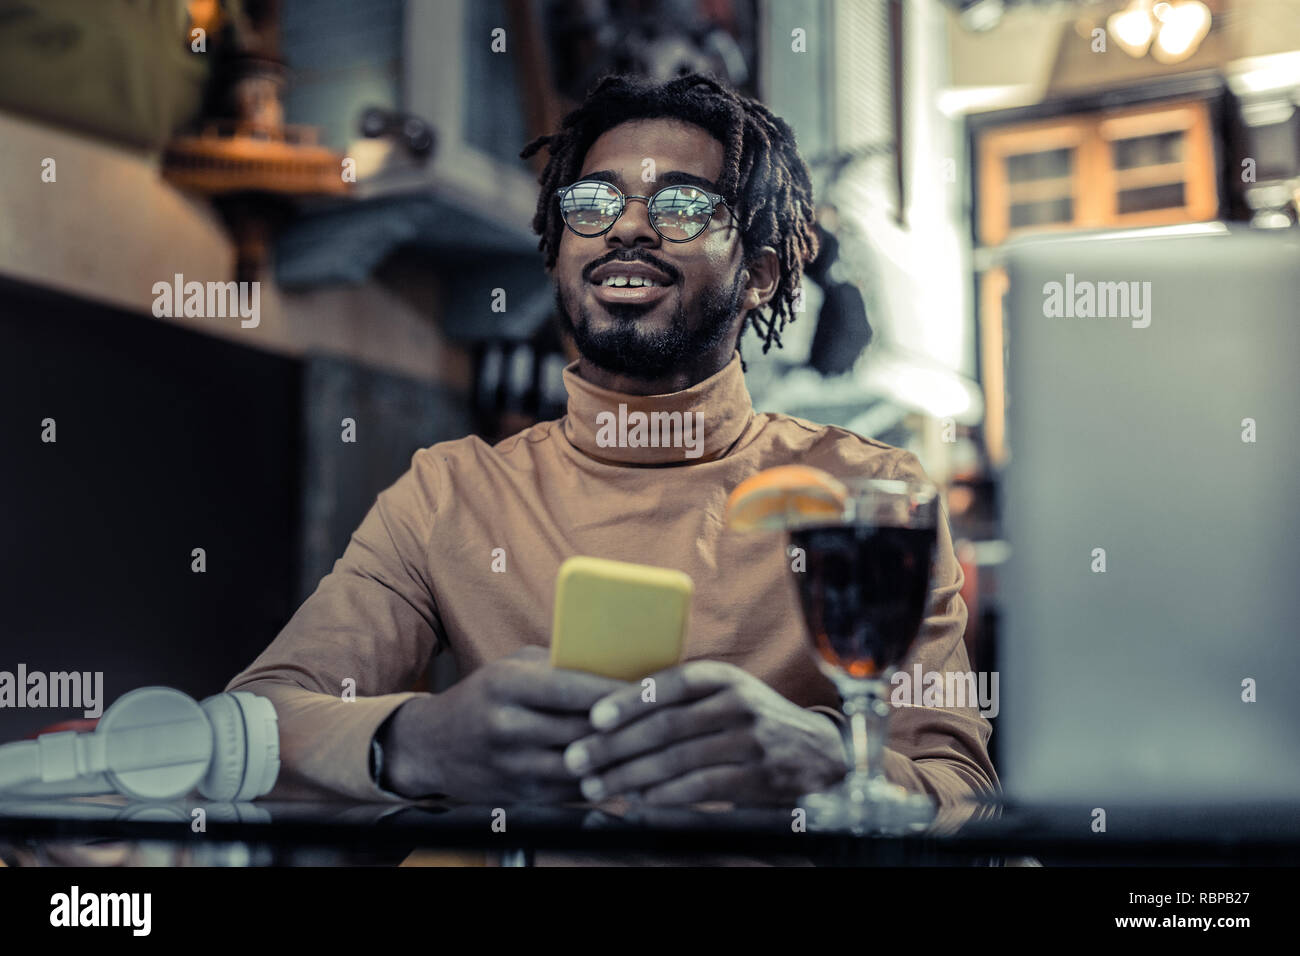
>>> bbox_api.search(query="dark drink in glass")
[790,524,936,681]
[787,478,940,832]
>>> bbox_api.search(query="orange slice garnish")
[724,465,848,531]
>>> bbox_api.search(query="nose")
[605,195,661,249]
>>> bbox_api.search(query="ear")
[740,246,780,312]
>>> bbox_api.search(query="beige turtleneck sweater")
[227,352,999,807]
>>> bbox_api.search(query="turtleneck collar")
[561,352,754,465]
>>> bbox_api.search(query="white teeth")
[600,275,661,287]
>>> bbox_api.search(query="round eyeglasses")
[555,179,737,242]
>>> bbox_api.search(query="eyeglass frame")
[554,179,740,243]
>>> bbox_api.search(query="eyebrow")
[580,169,720,193]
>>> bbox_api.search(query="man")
[227,73,998,810]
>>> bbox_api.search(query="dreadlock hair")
[520,72,820,367]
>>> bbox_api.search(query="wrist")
[374,695,445,798]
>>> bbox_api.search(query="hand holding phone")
[550,556,693,681]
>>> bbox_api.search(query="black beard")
[555,268,746,380]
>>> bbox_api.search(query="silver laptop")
[998,224,1300,805]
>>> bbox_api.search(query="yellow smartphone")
[550,556,693,681]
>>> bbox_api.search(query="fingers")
[490,654,629,713]
[643,765,755,805]
[479,706,592,801]
[575,728,760,801]
[485,705,593,748]
[463,653,758,805]
[565,689,750,775]
[493,745,575,783]
[588,660,742,731]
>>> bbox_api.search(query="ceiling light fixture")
[1152,1,1213,64]
[1107,0,1211,64]
[1108,0,1156,58]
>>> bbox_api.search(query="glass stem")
[843,683,888,801]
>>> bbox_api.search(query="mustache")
[583,251,678,283]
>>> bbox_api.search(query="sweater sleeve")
[874,450,1002,806]
[225,449,444,802]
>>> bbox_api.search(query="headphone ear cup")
[102,688,213,801]
[198,692,280,801]
[229,692,280,801]
[198,694,247,802]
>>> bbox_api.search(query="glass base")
[800,775,936,835]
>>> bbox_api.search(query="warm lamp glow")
[1151,1,1212,64]
[1108,1,1155,58]
[1107,0,1211,64]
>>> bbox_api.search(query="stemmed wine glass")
[787,478,940,833]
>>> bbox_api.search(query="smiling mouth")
[588,276,673,305]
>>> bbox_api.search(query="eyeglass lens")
[559,181,717,240]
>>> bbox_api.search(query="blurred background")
[2,1,1299,780]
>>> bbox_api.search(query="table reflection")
[0,792,1005,866]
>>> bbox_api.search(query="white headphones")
[0,687,279,802]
